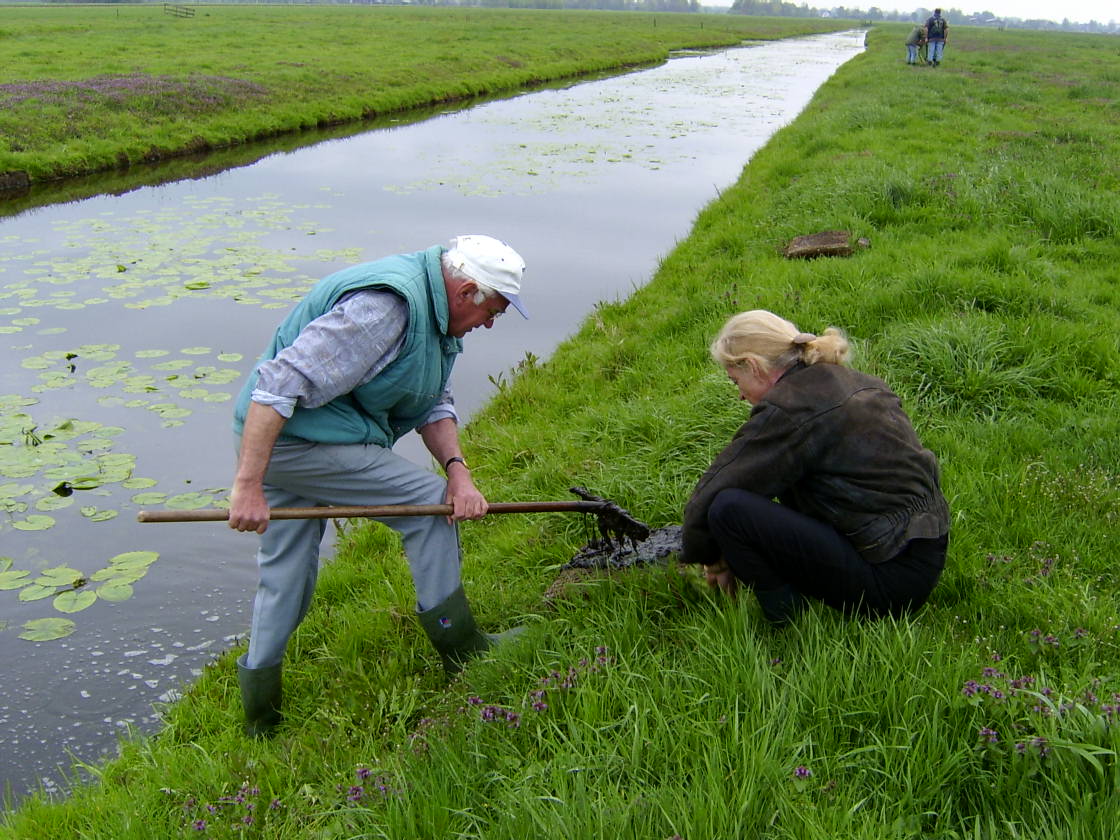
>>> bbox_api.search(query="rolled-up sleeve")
[419,387,460,428]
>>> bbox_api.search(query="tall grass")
[0,5,845,184]
[4,21,1120,840]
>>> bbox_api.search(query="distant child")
[905,24,926,65]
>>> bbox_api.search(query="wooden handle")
[137,500,607,523]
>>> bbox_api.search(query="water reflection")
[0,30,864,803]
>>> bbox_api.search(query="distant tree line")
[728,0,1117,34]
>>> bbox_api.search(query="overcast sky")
[923,0,1114,23]
[705,1,1115,24]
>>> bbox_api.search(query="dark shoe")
[417,586,525,676]
[236,655,283,737]
[755,585,807,627]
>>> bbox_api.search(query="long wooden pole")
[137,500,610,523]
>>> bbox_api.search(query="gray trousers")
[241,438,461,669]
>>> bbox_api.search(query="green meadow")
[4,14,1120,840]
[0,5,843,184]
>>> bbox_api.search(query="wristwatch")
[443,456,468,473]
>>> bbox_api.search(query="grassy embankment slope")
[5,20,1120,840]
[0,4,844,185]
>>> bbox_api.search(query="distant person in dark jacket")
[925,8,949,66]
[681,310,949,625]
[905,24,926,65]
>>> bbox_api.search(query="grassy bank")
[5,21,1120,840]
[0,5,844,185]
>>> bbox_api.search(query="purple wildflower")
[793,765,812,779]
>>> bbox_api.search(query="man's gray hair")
[441,251,499,303]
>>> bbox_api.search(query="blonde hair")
[710,310,850,375]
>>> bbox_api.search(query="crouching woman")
[681,310,949,625]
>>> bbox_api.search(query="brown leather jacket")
[682,362,949,567]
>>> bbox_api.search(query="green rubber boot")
[236,655,283,738]
[417,585,525,676]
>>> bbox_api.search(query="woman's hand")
[703,560,738,597]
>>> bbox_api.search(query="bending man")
[229,234,527,736]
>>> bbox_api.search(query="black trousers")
[707,488,946,618]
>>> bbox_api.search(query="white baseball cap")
[446,234,528,319]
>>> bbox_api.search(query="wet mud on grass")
[565,524,682,571]
[544,524,682,602]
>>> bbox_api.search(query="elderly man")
[228,234,527,736]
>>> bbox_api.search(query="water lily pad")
[0,394,38,409]
[68,477,106,491]
[121,477,157,489]
[81,507,118,522]
[131,491,168,505]
[96,581,134,602]
[19,617,76,642]
[79,437,115,451]
[148,403,191,419]
[13,515,55,531]
[19,583,58,602]
[54,589,97,614]
[0,569,31,590]
[35,566,84,587]
[106,550,159,571]
[165,492,214,509]
[35,495,74,512]
[0,483,34,500]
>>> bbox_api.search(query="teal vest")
[233,246,462,446]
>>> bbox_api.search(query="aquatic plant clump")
[0,74,270,119]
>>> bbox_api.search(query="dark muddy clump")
[569,486,650,547]
[564,525,682,571]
